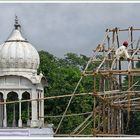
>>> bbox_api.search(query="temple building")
[0,17,53,136]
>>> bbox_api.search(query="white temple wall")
[0,76,32,88]
[0,18,46,129]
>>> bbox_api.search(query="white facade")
[0,17,47,128]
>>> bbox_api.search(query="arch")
[7,91,18,101]
[22,91,31,127]
[41,76,47,87]
[7,91,18,127]
[22,91,31,99]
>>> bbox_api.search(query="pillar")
[39,92,41,120]
[40,91,44,127]
[31,86,38,127]
[18,93,22,127]
[3,94,7,127]
[38,91,43,128]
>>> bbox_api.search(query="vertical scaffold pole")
[98,104,101,133]
[107,99,111,133]
[93,77,96,136]
[127,73,132,127]
[130,27,134,69]
[115,27,122,90]
[102,99,106,133]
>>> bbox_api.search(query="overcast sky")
[0,3,140,58]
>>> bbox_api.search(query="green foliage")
[38,51,95,134]
[123,60,140,134]
[124,112,140,135]
[5,50,98,134]
[21,110,28,123]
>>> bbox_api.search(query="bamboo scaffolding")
[70,113,92,135]
[0,92,94,105]
[76,120,93,135]
[40,112,92,118]
[33,27,140,136]
[93,49,140,53]
[107,27,140,32]
[88,27,140,137]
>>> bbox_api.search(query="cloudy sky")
[0,3,139,58]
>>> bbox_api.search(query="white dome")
[0,28,40,70]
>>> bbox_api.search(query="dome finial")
[14,15,21,30]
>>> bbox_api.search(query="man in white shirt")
[115,41,131,61]
[111,41,131,70]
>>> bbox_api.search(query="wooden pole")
[98,105,101,133]
[111,107,114,134]
[103,99,106,133]
[93,77,96,136]
[127,73,131,127]
[121,110,124,134]
[130,27,134,69]
[115,27,122,90]
[107,99,111,133]
[108,27,140,32]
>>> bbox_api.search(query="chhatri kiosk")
[0,17,53,136]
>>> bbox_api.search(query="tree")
[123,60,140,134]
[38,51,95,134]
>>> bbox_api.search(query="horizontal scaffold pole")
[0,92,94,105]
[107,28,140,32]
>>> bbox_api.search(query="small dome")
[0,17,40,70]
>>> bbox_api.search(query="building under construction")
[54,27,140,137]
[83,27,140,136]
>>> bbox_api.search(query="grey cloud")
[0,3,139,57]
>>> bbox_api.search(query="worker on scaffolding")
[111,41,131,70]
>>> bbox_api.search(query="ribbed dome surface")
[0,28,40,70]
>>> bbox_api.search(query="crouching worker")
[111,41,131,70]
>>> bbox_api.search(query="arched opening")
[0,93,3,127]
[22,92,31,127]
[7,92,18,127]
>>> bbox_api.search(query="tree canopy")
[39,51,95,134]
